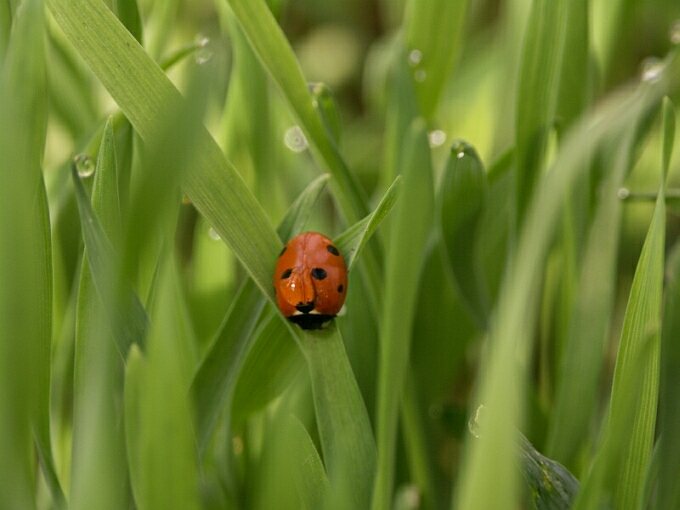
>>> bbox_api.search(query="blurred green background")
[2,0,680,508]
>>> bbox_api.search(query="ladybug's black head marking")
[327,245,340,256]
[281,268,293,279]
[295,301,315,314]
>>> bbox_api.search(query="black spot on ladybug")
[337,284,344,293]
[295,301,314,314]
[279,246,287,257]
[311,268,327,280]
[327,245,340,256]
[281,268,293,279]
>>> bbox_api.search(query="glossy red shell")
[273,232,348,324]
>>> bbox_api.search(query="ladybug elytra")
[274,231,348,330]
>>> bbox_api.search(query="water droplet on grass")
[428,129,447,148]
[617,187,630,200]
[640,57,664,83]
[408,49,423,66]
[73,153,95,178]
[468,404,485,438]
[194,34,213,64]
[208,227,221,241]
[284,126,308,152]
[670,20,680,45]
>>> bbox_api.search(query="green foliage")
[4,0,680,509]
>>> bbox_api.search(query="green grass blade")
[191,174,329,450]
[128,257,201,510]
[519,434,579,509]
[286,415,331,509]
[439,140,489,327]
[662,97,675,180]
[47,0,282,300]
[123,345,144,507]
[112,0,142,43]
[224,0,369,223]
[514,0,569,226]
[71,163,148,355]
[70,119,128,510]
[373,120,434,510]
[298,324,377,509]
[334,176,401,270]
[453,60,678,510]
[0,1,58,506]
[608,141,666,510]
[658,243,680,509]
[404,0,469,118]
[231,311,303,425]
[547,139,631,467]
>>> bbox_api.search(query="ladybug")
[274,231,348,330]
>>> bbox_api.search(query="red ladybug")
[274,231,348,329]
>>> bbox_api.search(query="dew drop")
[73,153,95,178]
[468,404,485,439]
[671,20,680,45]
[414,69,427,82]
[617,187,630,200]
[194,34,213,64]
[208,227,221,241]
[408,49,423,66]
[428,129,447,148]
[640,57,664,83]
[284,125,309,153]
[457,151,465,159]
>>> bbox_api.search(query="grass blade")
[224,0,369,223]
[0,1,60,506]
[71,163,148,355]
[547,139,631,467]
[128,257,201,510]
[298,324,377,509]
[286,415,330,509]
[47,0,282,300]
[372,120,434,510]
[453,59,677,510]
[70,119,128,510]
[658,244,680,509]
[514,0,569,226]
[439,140,489,327]
[334,176,401,270]
[404,0,469,118]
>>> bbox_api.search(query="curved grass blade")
[334,176,401,270]
[439,140,489,328]
[286,415,330,509]
[403,0,469,118]
[71,163,148,355]
[0,0,63,505]
[372,120,434,510]
[453,58,678,510]
[47,0,282,300]
[297,324,377,509]
[127,257,201,510]
[223,0,369,223]
[514,0,569,227]
[70,119,128,510]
